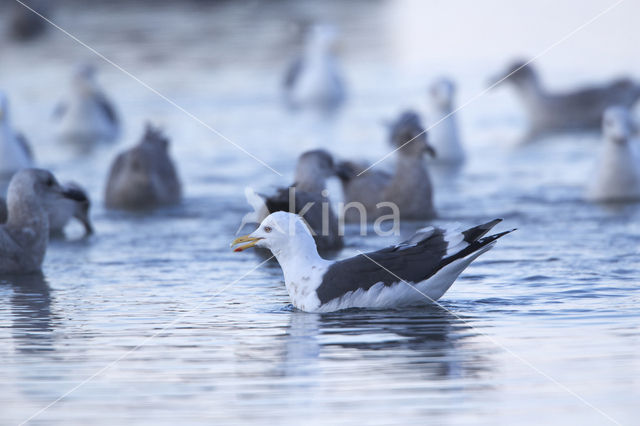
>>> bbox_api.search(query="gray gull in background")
[337,111,437,222]
[427,78,465,165]
[232,212,513,312]
[8,0,48,42]
[586,106,640,202]
[0,92,34,193]
[492,61,640,139]
[283,23,346,113]
[0,181,92,236]
[247,149,343,252]
[54,64,120,147]
[0,169,88,275]
[105,124,181,210]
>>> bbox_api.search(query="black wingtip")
[462,218,504,243]
[481,228,516,243]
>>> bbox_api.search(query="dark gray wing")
[283,57,303,90]
[95,94,118,127]
[15,132,34,161]
[558,78,640,109]
[316,220,512,305]
[0,198,7,223]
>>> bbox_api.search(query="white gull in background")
[54,64,120,147]
[427,77,465,165]
[283,23,346,113]
[232,212,513,313]
[337,111,437,222]
[586,106,640,202]
[0,169,88,275]
[0,92,34,193]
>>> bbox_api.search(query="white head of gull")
[427,78,465,165]
[586,106,640,202]
[232,211,513,313]
[0,91,33,190]
[283,23,346,112]
[54,64,119,146]
[0,169,88,275]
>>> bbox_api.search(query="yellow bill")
[231,235,263,252]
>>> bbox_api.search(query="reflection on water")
[3,273,56,355]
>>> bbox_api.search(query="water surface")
[1,1,639,425]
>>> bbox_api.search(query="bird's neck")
[513,78,545,106]
[295,178,326,195]
[303,41,330,65]
[271,239,328,282]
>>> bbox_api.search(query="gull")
[1,181,92,236]
[105,124,181,210]
[427,77,465,165]
[54,64,120,147]
[492,61,640,139]
[283,23,346,113]
[0,169,87,275]
[232,212,513,313]
[337,111,437,222]
[586,106,640,202]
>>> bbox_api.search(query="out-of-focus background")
[1,1,639,425]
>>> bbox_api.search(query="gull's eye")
[46,177,54,187]
[264,226,272,233]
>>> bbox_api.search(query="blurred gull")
[586,106,640,202]
[243,149,343,252]
[0,181,92,236]
[0,169,87,275]
[232,212,513,312]
[0,92,34,193]
[492,61,640,139]
[427,78,465,165]
[8,0,48,42]
[337,111,437,222]
[283,23,346,113]
[105,124,181,210]
[54,64,120,147]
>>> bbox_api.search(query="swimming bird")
[283,23,346,113]
[0,169,88,275]
[7,0,48,42]
[0,181,93,236]
[0,92,34,193]
[105,124,181,210]
[492,61,640,139]
[337,111,436,222]
[247,149,343,252]
[232,212,513,312]
[586,106,640,202]
[427,78,465,165]
[54,64,119,147]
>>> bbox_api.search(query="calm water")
[1,1,640,425]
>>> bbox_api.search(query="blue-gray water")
[1,1,639,425]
